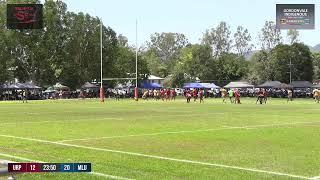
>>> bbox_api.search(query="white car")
[175,88,183,95]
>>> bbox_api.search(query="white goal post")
[102,78,136,81]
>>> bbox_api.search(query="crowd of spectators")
[0,87,315,101]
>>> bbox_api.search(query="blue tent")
[199,83,220,89]
[183,83,204,89]
[140,82,162,89]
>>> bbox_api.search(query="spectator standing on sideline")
[22,89,27,103]
[199,89,204,103]
[287,89,293,102]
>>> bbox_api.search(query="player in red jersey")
[256,88,264,104]
[199,89,204,103]
[262,89,268,104]
[171,89,177,101]
[160,89,165,101]
[234,89,241,104]
[193,89,198,102]
[166,88,171,101]
[186,90,192,103]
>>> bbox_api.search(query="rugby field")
[0,98,319,179]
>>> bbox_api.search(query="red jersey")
[161,90,165,96]
[172,90,176,96]
[199,90,203,97]
[166,90,171,96]
[234,91,240,97]
[262,91,267,96]
[193,90,198,97]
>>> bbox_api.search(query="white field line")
[7,111,76,115]
[310,176,320,180]
[222,125,258,130]
[0,152,133,180]
[129,111,226,119]
[0,152,42,162]
[57,121,320,143]
[0,134,312,179]
[0,117,122,126]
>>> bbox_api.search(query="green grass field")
[0,98,319,180]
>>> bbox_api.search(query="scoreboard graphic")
[276,4,315,29]
[8,163,91,173]
[7,4,43,29]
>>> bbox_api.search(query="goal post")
[100,77,138,101]
[100,19,139,102]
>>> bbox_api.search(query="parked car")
[175,88,183,95]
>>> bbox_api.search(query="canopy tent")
[44,87,56,93]
[258,81,282,88]
[53,83,70,91]
[183,83,204,89]
[140,82,163,89]
[313,84,320,88]
[0,84,6,90]
[224,81,254,88]
[81,82,99,89]
[199,83,220,89]
[290,81,313,88]
[0,84,20,90]
[24,82,42,89]
[257,81,292,89]
[280,83,293,89]
[0,83,41,90]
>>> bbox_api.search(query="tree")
[0,1,11,83]
[142,50,167,77]
[259,21,282,50]
[215,53,248,84]
[166,64,191,88]
[118,34,128,47]
[312,52,320,80]
[291,43,313,82]
[270,43,313,83]
[32,0,69,86]
[145,32,188,76]
[0,0,121,89]
[233,26,254,56]
[202,21,232,57]
[176,44,215,81]
[114,46,150,80]
[147,32,188,63]
[287,29,299,45]
[247,50,274,84]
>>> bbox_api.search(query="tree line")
[142,21,320,87]
[0,0,150,89]
[1,0,319,89]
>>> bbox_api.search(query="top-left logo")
[7,4,43,29]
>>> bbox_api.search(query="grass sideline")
[0,98,319,179]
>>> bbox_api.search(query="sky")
[63,0,320,48]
